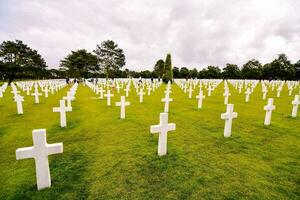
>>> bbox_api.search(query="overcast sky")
[0,0,299,70]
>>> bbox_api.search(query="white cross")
[196,90,205,109]
[138,88,145,103]
[188,86,193,98]
[184,84,187,93]
[124,86,130,97]
[161,92,173,112]
[14,95,24,114]
[116,84,121,93]
[63,92,74,108]
[262,88,268,100]
[25,86,31,95]
[43,87,49,98]
[16,129,63,190]
[288,88,293,96]
[147,86,151,96]
[264,98,276,125]
[104,90,114,106]
[150,113,176,156]
[291,95,300,117]
[99,87,104,99]
[245,88,251,102]
[53,100,72,127]
[31,89,42,104]
[0,88,3,98]
[276,87,282,98]
[221,104,238,137]
[223,89,231,104]
[115,96,130,119]
[207,86,212,96]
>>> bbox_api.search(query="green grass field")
[0,81,299,199]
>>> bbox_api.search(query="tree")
[0,40,47,84]
[163,54,173,83]
[222,64,241,79]
[241,59,262,79]
[173,67,180,78]
[295,60,300,80]
[262,54,295,80]
[201,66,222,78]
[154,59,165,78]
[60,49,98,78]
[190,68,198,78]
[94,40,125,79]
[180,67,190,79]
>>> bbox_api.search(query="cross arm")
[16,147,35,160]
[150,125,162,133]
[47,143,63,155]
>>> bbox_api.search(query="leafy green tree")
[60,49,98,78]
[201,66,222,78]
[163,53,173,83]
[173,67,180,78]
[190,68,198,78]
[180,67,190,79]
[0,40,47,84]
[222,64,241,79]
[241,59,262,79]
[94,40,125,79]
[154,59,165,78]
[262,54,295,80]
[294,60,300,80]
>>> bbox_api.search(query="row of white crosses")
[53,83,78,127]
[11,80,67,114]
[151,81,176,156]
[0,82,8,98]
[12,78,299,192]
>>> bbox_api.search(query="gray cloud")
[0,0,299,70]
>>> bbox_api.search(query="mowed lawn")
[0,81,299,200]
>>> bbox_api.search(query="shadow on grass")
[136,153,198,199]
[11,151,89,200]
[0,127,7,138]
[48,120,81,135]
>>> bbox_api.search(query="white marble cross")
[245,88,251,102]
[116,84,121,93]
[53,100,72,127]
[104,90,114,106]
[150,113,176,156]
[161,92,173,112]
[43,87,49,98]
[223,89,231,104]
[124,86,130,97]
[31,89,42,104]
[147,86,152,96]
[63,92,74,108]
[188,86,194,98]
[196,90,205,109]
[207,86,212,97]
[221,104,238,137]
[264,98,276,125]
[116,96,130,119]
[16,129,63,190]
[25,86,31,95]
[262,88,268,100]
[15,95,24,114]
[99,87,104,99]
[276,87,282,98]
[291,95,300,117]
[138,88,145,103]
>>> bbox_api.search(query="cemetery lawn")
[0,82,299,200]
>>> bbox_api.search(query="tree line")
[0,40,300,84]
